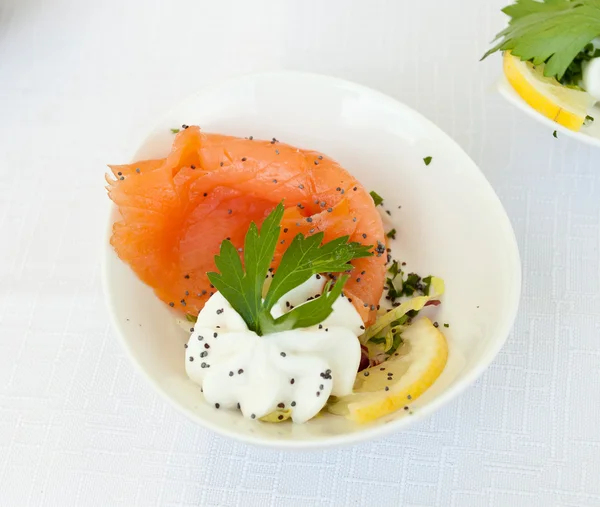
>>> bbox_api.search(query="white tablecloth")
[2,0,600,505]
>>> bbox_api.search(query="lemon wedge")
[260,408,292,423]
[503,52,594,131]
[328,317,448,423]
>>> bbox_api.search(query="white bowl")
[102,72,521,449]
[498,76,600,147]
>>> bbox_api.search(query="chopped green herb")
[386,228,397,240]
[553,130,558,138]
[383,269,435,304]
[185,313,197,323]
[402,273,421,296]
[423,156,433,166]
[170,128,180,134]
[392,316,409,327]
[369,191,384,206]
[585,114,595,124]
[364,277,445,341]
[386,276,403,301]
[208,203,373,335]
[443,323,450,328]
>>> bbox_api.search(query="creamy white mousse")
[185,275,363,423]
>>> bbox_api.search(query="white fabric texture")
[1,0,600,505]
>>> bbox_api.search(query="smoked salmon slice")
[107,126,387,324]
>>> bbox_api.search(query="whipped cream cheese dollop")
[185,275,363,423]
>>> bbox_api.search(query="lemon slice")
[328,317,448,423]
[260,408,292,423]
[503,52,594,131]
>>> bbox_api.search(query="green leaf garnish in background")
[423,156,432,166]
[170,128,180,134]
[369,190,384,206]
[207,202,373,336]
[481,0,600,81]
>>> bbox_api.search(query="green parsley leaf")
[263,233,372,311]
[369,191,384,206]
[170,128,180,134]
[386,228,397,239]
[482,0,600,81]
[561,44,600,86]
[261,276,349,333]
[208,203,372,335]
[586,114,595,124]
[443,323,450,328]
[553,130,558,138]
[423,156,433,166]
[243,205,285,316]
[207,203,284,334]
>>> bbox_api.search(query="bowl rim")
[102,70,522,449]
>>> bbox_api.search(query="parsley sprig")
[207,203,373,335]
[482,0,600,81]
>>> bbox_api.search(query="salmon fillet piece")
[107,127,387,324]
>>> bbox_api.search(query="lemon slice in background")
[328,317,448,423]
[503,52,594,131]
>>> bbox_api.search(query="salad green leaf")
[208,203,372,335]
[482,0,600,81]
[386,332,404,356]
